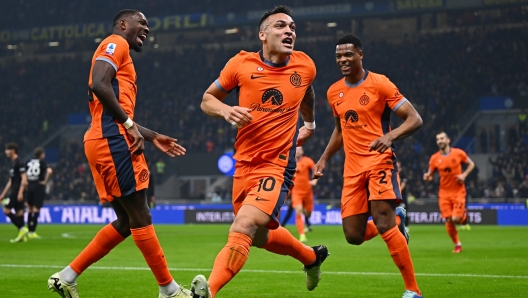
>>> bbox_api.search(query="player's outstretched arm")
[297,85,316,146]
[369,101,423,153]
[313,117,343,179]
[136,124,186,158]
[201,82,252,127]
[91,60,144,155]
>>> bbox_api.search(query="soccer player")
[280,146,317,235]
[423,132,475,253]
[313,34,423,298]
[47,10,209,298]
[200,6,328,297]
[25,147,52,239]
[291,146,317,242]
[1,142,28,243]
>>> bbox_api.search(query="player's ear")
[119,19,127,31]
[258,29,266,42]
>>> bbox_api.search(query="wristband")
[123,117,134,129]
[304,121,316,130]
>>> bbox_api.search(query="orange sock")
[363,219,379,242]
[69,224,125,274]
[295,213,305,235]
[446,222,460,244]
[208,232,251,297]
[381,226,420,294]
[131,225,172,286]
[261,226,316,265]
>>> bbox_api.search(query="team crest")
[359,94,370,105]
[139,170,149,182]
[290,71,302,87]
[257,67,264,71]
[262,88,283,106]
[345,110,359,123]
[339,92,344,98]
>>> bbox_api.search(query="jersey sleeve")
[379,76,407,111]
[327,87,339,117]
[428,155,436,172]
[94,36,129,72]
[458,149,469,164]
[214,54,242,94]
[18,160,26,173]
[307,157,315,169]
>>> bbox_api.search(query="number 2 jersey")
[327,70,407,177]
[215,50,316,168]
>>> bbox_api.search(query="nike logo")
[255,197,269,201]
[336,101,344,106]
[251,74,266,79]
[378,189,389,194]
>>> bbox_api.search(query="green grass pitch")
[1,224,527,297]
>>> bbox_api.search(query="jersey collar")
[259,50,290,67]
[344,70,369,88]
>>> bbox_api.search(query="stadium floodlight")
[225,28,238,34]
[7,45,17,50]
[149,36,155,41]
[48,41,59,47]
[153,44,159,48]
[94,38,102,43]
[327,22,337,27]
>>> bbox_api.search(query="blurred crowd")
[1,7,528,203]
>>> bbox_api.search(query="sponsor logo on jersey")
[105,43,116,55]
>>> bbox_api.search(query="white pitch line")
[0,264,526,279]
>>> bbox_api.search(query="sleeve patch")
[105,43,117,55]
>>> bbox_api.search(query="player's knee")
[344,231,364,245]
[112,219,131,237]
[3,209,10,215]
[230,216,259,238]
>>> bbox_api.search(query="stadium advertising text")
[396,0,445,10]
[0,13,208,43]
[4,204,526,225]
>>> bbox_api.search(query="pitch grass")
[0,224,527,298]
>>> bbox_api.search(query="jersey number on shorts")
[378,170,387,185]
[257,177,276,192]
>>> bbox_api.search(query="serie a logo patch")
[106,43,117,55]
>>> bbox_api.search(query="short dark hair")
[436,131,449,138]
[336,34,362,50]
[113,9,140,27]
[259,5,293,30]
[5,142,18,153]
[34,147,45,158]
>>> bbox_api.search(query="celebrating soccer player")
[201,6,328,297]
[423,132,475,253]
[47,10,209,298]
[313,34,423,298]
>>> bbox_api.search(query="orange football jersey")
[292,156,315,196]
[327,71,406,176]
[429,148,469,197]
[85,34,137,141]
[216,50,316,168]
